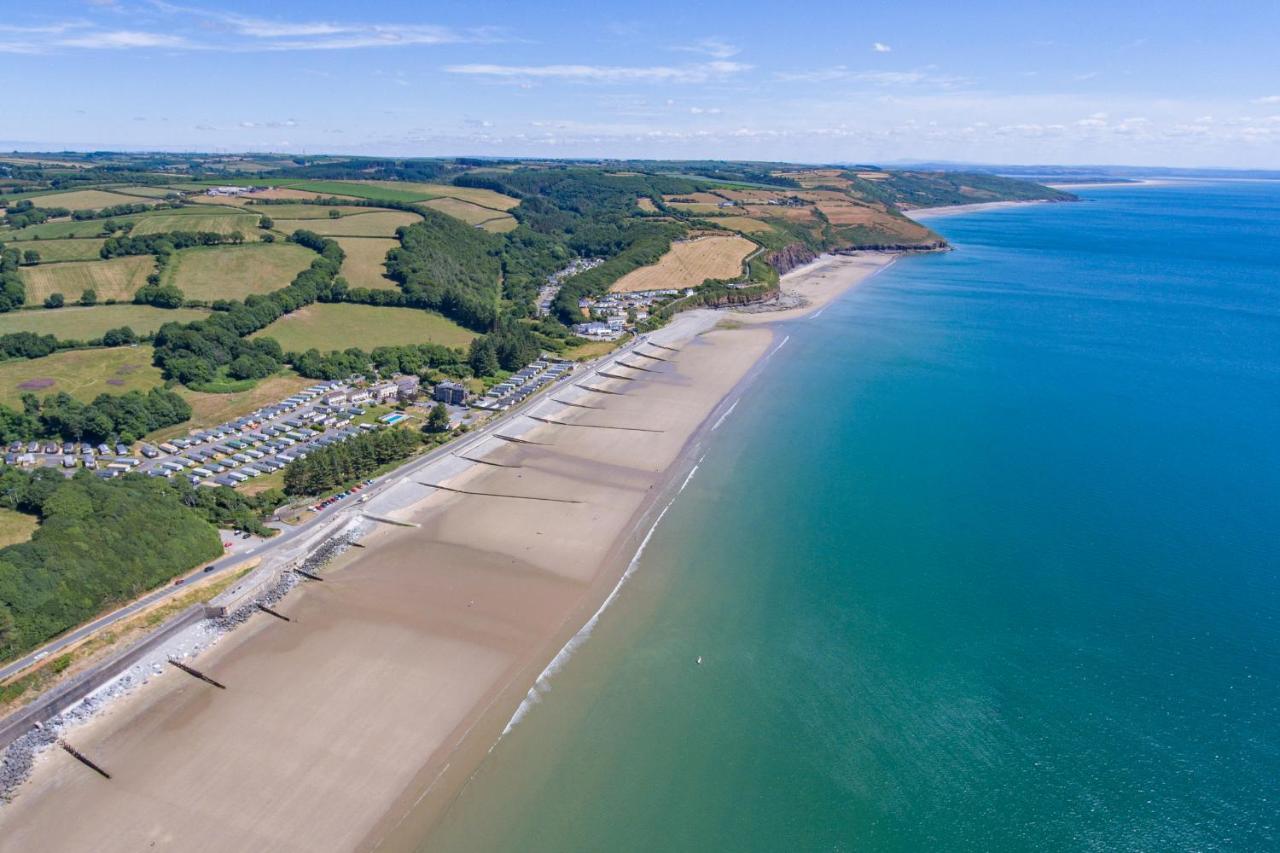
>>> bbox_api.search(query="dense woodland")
[282,427,420,495]
[0,387,191,444]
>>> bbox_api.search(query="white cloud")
[873,42,892,53]
[672,37,739,59]
[689,106,723,115]
[445,60,751,84]
[776,66,969,88]
[1253,95,1280,105]
[57,30,189,49]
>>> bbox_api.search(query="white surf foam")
[711,400,738,431]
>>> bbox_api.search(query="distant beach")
[0,254,892,851]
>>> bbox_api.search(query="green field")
[5,238,105,261]
[251,303,475,352]
[165,242,315,301]
[479,216,519,233]
[130,212,261,237]
[423,196,513,226]
[20,255,155,305]
[0,345,164,408]
[357,181,519,210]
[270,210,419,237]
[0,218,132,241]
[0,305,209,339]
[333,237,399,290]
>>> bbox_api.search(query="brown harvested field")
[667,202,724,215]
[248,204,369,219]
[28,189,142,210]
[333,237,399,290]
[478,216,517,233]
[663,191,725,205]
[354,181,519,210]
[9,238,105,262]
[423,197,508,226]
[270,210,420,237]
[855,171,891,180]
[610,234,757,293]
[783,169,853,189]
[815,202,882,226]
[712,216,777,235]
[156,372,315,440]
[166,243,317,301]
[743,204,817,223]
[109,186,183,199]
[636,197,658,212]
[20,255,154,305]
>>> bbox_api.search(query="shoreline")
[0,253,892,852]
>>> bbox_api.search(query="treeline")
[384,210,503,329]
[550,222,681,323]
[282,428,419,495]
[2,201,70,229]
[467,320,542,375]
[0,387,191,444]
[72,201,180,221]
[0,471,224,661]
[0,246,26,312]
[291,341,466,380]
[259,158,453,183]
[100,230,242,259]
[151,230,341,385]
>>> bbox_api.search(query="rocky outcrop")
[766,243,818,276]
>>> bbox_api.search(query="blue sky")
[3,0,1280,167]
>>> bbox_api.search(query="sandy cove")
[0,253,891,853]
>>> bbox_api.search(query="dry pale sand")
[733,252,897,324]
[0,314,775,852]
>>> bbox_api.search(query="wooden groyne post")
[255,603,291,622]
[59,739,110,780]
[293,567,325,581]
[168,659,226,690]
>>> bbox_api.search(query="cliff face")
[766,243,817,276]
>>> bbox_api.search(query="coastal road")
[0,333,654,684]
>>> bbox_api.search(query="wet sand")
[0,255,887,852]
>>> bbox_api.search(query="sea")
[419,181,1280,852]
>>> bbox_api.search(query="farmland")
[28,189,144,210]
[423,197,513,226]
[478,215,518,233]
[0,305,209,339]
[333,237,399,289]
[8,238,105,261]
[0,345,163,409]
[269,210,419,237]
[251,303,476,352]
[355,181,519,210]
[164,242,316,301]
[0,218,131,241]
[610,234,758,293]
[130,212,261,238]
[20,255,155,305]
[712,216,777,235]
[636,197,659,212]
[247,204,368,219]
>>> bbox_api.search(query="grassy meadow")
[0,345,163,408]
[28,189,143,210]
[130,212,261,238]
[0,305,208,338]
[9,238,106,262]
[0,507,39,549]
[333,237,399,290]
[20,255,155,305]
[165,242,315,301]
[251,303,475,352]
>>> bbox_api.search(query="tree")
[261,233,276,243]
[43,292,64,309]
[259,216,274,229]
[0,602,15,658]
[328,209,341,219]
[425,403,450,433]
[79,288,97,307]
[22,250,40,266]
[468,337,499,377]
[229,230,245,245]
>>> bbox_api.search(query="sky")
[3,0,1280,168]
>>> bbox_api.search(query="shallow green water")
[422,182,1280,852]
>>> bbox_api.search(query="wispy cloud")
[672,37,740,59]
[776,66,969,88]
[873,42,892,53]
[1254,95,1280,105]
[446,60,751,84]
[58,30,190,49]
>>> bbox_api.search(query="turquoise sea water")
[423,182,1280,852]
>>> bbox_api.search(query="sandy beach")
[0,253,888,852]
